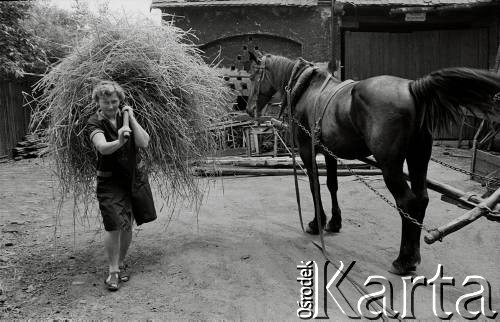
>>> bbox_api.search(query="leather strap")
[313,79,357,142]
[280,60,304,118]
[289,90,305,232]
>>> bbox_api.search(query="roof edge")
[151,0,319,9]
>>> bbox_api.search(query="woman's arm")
[123,106,150,148]
[91,127,131,155]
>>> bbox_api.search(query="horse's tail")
[409,67,500,134]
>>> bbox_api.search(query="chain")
[291,118,434,233]
[430,157,500,186]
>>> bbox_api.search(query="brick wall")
[161,5,332,69]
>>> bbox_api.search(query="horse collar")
[280,59,316,118]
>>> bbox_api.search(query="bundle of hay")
[30,20,232,217]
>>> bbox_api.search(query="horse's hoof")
[305,225,320,235]
[325,222,341,233]
[388,262,417,276]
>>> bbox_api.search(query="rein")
[254,55,267,104]
[253,56,356,244]
[281,59,355,238]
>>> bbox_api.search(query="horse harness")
[254,55,357,233]
[254,56,359,261]
[255,58,399,319]
[277,58,356,231]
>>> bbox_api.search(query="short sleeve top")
[87,110,137,178]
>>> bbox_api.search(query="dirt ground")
[0,144,498,319]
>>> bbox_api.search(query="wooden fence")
[0,81,33,157]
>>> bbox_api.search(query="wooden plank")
[344,31,355,79]
[0,81,32,157]
[192,166,382,177]
[393,32,404,78]
[489,19,498,71]
[193,156,372,169]
[369,32,379,77]
[405,32,416,78]
[0,83,5,156]
[341,13,495,27]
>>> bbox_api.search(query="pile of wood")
[192,155,381,177]
[12,133,48,160]
[209,112,255,153]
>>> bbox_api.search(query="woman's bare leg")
[104,230,120,272]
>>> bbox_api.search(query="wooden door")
[0,81,31,157]
[344,28,490,139]
[344,28,489,80]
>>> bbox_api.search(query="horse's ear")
[248,48,263,64]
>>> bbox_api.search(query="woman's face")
[98,93,120,118]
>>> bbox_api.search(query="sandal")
[105,271,120,291]
[119,264,130,282]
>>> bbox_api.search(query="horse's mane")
[265,54,295,89]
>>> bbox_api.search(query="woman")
[87,80,157,291]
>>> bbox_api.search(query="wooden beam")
[424,187,500,244]
[389,7,436,15]
[193,156,371,169]
[192,166,381,176]
[360,156,484,208]
[341,13,493,28]
[390,2,493,15]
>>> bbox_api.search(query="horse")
[246,49,500,275]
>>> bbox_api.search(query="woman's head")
[92,80,125,104]
[92,81,125,116]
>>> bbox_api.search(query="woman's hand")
[121,105,150,148]
[122,105,134,118]
[118,126,132,145]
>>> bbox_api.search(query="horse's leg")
[394,132,432,273]
[324,154,342,232]
[378,157,423,275]
[299,145,327,235]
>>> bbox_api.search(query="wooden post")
[331,0,343,78]
[330,0,336,73]
[470,120,485,180]
[253,129,259,155]
[457,114,466,148]
[273,127,278,157]
[245,128,251,157]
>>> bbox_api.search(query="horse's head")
[246,49,277,117]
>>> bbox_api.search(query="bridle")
[249,55,268,116]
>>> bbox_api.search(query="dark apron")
[131,164,157,225]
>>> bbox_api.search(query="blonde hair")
[92,80,125,103]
